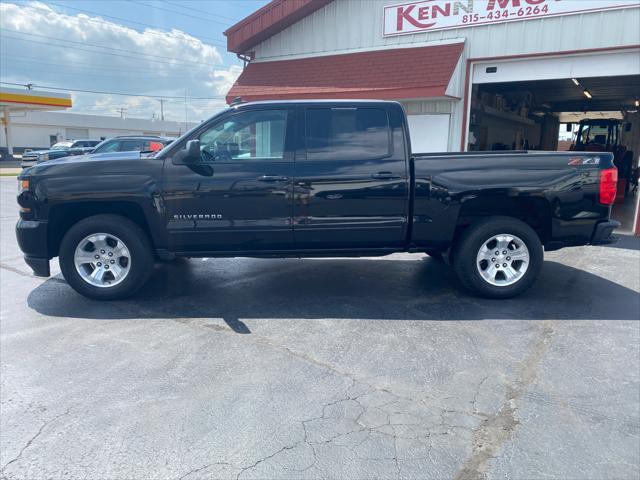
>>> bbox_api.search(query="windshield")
[51,142,73,150]
[576,123,611,146]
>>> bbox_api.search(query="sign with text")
[383,0,637,36]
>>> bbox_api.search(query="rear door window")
[305,108,391,161]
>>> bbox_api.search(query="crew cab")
[16,100,619,300]
[21,139,101,168]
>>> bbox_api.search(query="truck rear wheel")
[59,214,153,300]
[452,216,543,298]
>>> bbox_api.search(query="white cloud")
[208,65,244,95]
[0,1,242,121]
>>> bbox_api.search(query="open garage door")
[467,75,640,151]
[466,48,640,234]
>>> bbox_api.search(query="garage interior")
[467,73,640,232]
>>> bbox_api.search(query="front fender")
[26,157,167,252]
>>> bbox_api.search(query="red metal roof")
[225,0,333,55]
[226,42,465,103]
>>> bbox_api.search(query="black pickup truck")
[16,100,619,300]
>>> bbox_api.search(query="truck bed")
[409,150,615,250]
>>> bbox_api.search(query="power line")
[1,58,236,93]
[0,68,213,86]
[0,81,228,101]
[0,55,238,84]
[132,0,230,26]
[0,53,211,75]
[1,51,243,75]
[163,0,240,22]
[0,28,217,67]
[0,33,217,69]
[13,0,228,47]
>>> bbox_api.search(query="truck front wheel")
[452,216,543,298]
[59,214,153,300]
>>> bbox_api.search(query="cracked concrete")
[1,176,639,479]
[0,408,71,476]
[233,377,471,480]
[455,322,555,480]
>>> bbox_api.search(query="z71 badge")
[173,214,223,220]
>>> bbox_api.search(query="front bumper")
[591,220,621,245]
[16,219,50,277]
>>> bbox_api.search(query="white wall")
[1,111,198,150]
[406,114,450,153]
[252,1,640,63]
[400,99,460,151]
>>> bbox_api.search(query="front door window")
[198,110,288,162]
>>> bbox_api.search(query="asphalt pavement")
[1,176,639,480]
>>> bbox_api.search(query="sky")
[0,0,270,123]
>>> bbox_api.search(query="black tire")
[452,216,543,299]
[59,214,153,300]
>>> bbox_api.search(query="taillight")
[599,167,618,205]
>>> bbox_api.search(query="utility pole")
[156,99,165,121]
[184,89,188,132]
[116,107,127,119]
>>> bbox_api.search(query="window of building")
[65,128,89,140]
[305,108,391,161]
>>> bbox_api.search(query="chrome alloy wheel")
[476,234,529,287]
[73,233,131,288]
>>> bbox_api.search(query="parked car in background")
[21,140,101,168]
[91,136,174,156]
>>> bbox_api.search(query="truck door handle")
[372,172,400,180]
[258,175,289,182]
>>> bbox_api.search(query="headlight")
[38,153,49,161]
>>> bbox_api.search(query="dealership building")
[224,0,640,231]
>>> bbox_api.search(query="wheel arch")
[454,196,552,245]
[46,202,154,258]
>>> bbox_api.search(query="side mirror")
[174,139,201,164]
